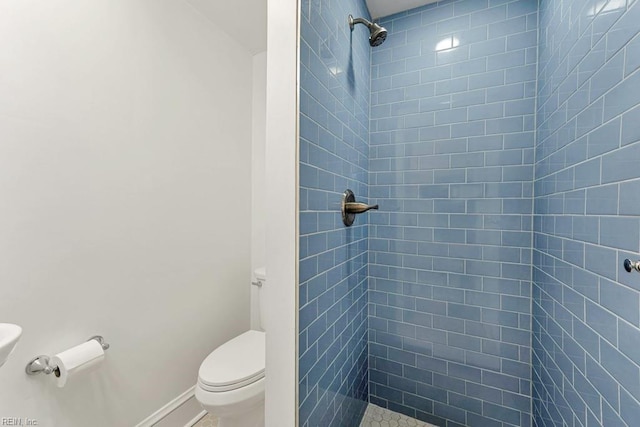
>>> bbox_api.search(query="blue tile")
[574,158,601,189]
[483,370,520,392]
[621,104,640,146]
[507,30,537,51]
[450,184,484,198]
[604,58,640,120]
[590,50,625,101]
[619,180,640,215]
[486,117,524,134]
[436,15,471,35]
[602,142,640,184]
[483,401,521,424]
[451,89,486,108]
[451,57,488,77]
[601,339,640,400]
[586,300,618,345]
[436,46,469,66]
[588,118,621,158]
[487,83,525,103]
[529,3,640,423]
[447,303,482,321]
[489,15,527,38]
[470,38,507,59]
[586,355,619,409]
[585,184,619,215]
[454,0,489,16]
[585,244,618,281]
[303,0,640,425]
[451,121,486,138]
[433,169,466,184]
[572,216,599,244]
[419,67,453,87]
[625,32,640,76]
[434,107,468,125]
[488,50,526,71]
[505,98,535,117]
[600,217,640,252]
[577,98,604,138]
[619,320,640,366]
[506,0,537,18]
[600,280,640,326]
[470,4,507,27]
[621,388,640,427]
[299,0,370,423]
[421,3,454,25]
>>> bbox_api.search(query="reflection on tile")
[359,404,438,427]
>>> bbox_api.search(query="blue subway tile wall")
[533,1,640,426]
[368,1,537,426]
[298,0,371,425]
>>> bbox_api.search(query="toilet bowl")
[195,330,265,427]
[195,268,267,427]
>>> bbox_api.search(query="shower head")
[348,14,388,47]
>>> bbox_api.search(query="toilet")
[195,268,266,427]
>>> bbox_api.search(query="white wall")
[251,52,267,330]
[0,1,253,426]
[264,0,299,425]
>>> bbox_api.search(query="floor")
[359,404,438,427]
[192,404,435,427]
[193,413,218,427]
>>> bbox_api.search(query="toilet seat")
[195,377,265,420]
[198,373,263,392]
[198,330,265,392]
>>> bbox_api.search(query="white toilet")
[195,268,267,427]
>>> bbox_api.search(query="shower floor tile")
[194,405,435,427]
[359,404,438,427]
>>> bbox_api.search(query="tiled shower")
[299,0,640,426]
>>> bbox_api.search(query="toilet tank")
[254,267,266,331]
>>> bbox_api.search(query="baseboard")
[136,385,203,427]
[183,411,207,427]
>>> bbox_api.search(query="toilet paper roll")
[50,339,105,388]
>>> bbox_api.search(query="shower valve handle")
[342,189,378,227]
[344,202,379,214]
[624,259,640,273]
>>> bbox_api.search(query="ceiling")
[366,0,439,19]
[184,0,438,54]
[185,0,267,54]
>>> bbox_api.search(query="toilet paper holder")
[25,335,109,376]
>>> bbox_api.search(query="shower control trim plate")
[342,189,378,227]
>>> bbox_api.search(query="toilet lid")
[198,330,265,390]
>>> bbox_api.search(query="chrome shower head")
[369,23,388,47]
[348,14,388,47]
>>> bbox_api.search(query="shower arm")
[349,15,373,30]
